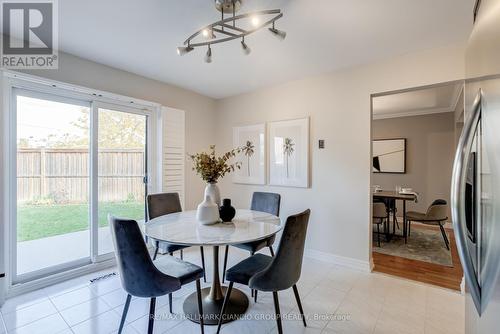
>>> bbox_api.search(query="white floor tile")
[100,289,130,309]
[50,286,97,311]
[129,303,183,333]
[0,289,48,315]
[88,276,122,296]
[10,313,69,334]
[60,297,111,326]
[2,299,58,331]
[71,309,122,334]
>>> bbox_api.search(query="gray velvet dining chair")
[216,209,310,334]
[222,192,281,285]
[406,199,450,250]
[147,192,206,282]
[109,216,205,334]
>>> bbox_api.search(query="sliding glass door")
[97,106,148,257]
[13,89,151,282]
[15,90,92,279]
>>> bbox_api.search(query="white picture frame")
[233,123,266,185]
[269,118,309,187]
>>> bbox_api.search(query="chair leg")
[118,294,132,334]
[439,224,450,250]
[200,246,206,283]
[196,279,205,334]
[292,285,307,327]
[273,291,283,334]
[216,282,233,334]
[269,246,275,257]
[408,220,411,236]
[180,249,184,260]
[254,290,258,303]
[222,245,229,284]
[152,247,159,261]
[377,223,381,247]
[148,297,156,334]
[168,293,173,314]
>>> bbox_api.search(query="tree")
[283,137,294,178]
[242,140,255,176]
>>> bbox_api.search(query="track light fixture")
[176,0,285,63]
[241,37,251,55]
[205,45,212,63]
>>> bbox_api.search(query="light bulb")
[251,16,260,27]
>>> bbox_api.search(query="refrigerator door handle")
[452,88,482,314]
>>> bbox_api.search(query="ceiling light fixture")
[177,0,285,63]
[241,37,251,55]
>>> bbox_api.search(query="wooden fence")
[17,148,145,204]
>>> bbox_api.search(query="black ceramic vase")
[219,198,236,222]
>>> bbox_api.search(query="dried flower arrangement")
[189,145,242,183]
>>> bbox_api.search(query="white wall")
[18,52,217,210]
[214,43,466,268]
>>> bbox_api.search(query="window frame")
[2,70,162,296]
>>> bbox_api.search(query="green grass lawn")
[17,202,144,242]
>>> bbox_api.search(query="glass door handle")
[451,88,482,314]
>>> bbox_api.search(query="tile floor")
[0,247,464,334]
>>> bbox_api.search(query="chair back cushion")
[109,216,180,297]
[147,192,182,221]
[251,192,281,217]
[249,209,310,291]
[426,199,448,221]
[373,202,387,219]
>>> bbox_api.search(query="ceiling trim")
[373,106,455,120]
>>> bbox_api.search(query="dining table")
[373,190,417,243]
[145,209,282,325]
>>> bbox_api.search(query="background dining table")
[145,209,282,325]
[373,190,417,242]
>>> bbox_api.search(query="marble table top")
[145,209,282,246]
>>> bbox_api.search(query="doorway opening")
[370,81,464,290]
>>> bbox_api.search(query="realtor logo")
[1,0,58,69]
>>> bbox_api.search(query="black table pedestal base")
[183,286,249,325]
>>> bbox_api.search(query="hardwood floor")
[373,224,463,291]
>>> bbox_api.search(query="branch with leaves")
[189,145,242,183]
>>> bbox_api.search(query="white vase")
[196,195,220,225]
[204,182,221,207]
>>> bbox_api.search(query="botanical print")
[242,140,255,176]
[269,118,309,188]
[283,137,294,178]
[233,124,265,185]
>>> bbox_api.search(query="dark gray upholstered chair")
[406,199,450,250]
[373,202,387,247]
[216,209,310,334]
[147,192,206,283]
[109,216,205,334]
[222,192,281,286]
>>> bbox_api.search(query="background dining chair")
[222,192,281,294]
[109,216,205,334]
[216,209,310,334]
[147,192,206,282]
[373,202,387,247]
[406,199,450,249]
[147,193,206,313]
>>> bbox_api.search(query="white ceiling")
[372,82,463,119]
[53,0,474,99]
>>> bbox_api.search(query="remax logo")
[1,0,58,68]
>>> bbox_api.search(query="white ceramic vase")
[204,182,221,207]
[196,195,220,225]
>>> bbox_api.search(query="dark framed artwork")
[372,138,406,173]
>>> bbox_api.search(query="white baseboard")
[305,248,372,273]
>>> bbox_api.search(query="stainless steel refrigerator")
[452,0,500,333]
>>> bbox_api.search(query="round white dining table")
[145,209,282,325]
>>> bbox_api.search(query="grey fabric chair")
[406,199,450,250]
[109,216,205,334]
[147,193,206,283]
[222,192,281,286]
[216,209,310,334]
[373,202,387,247]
